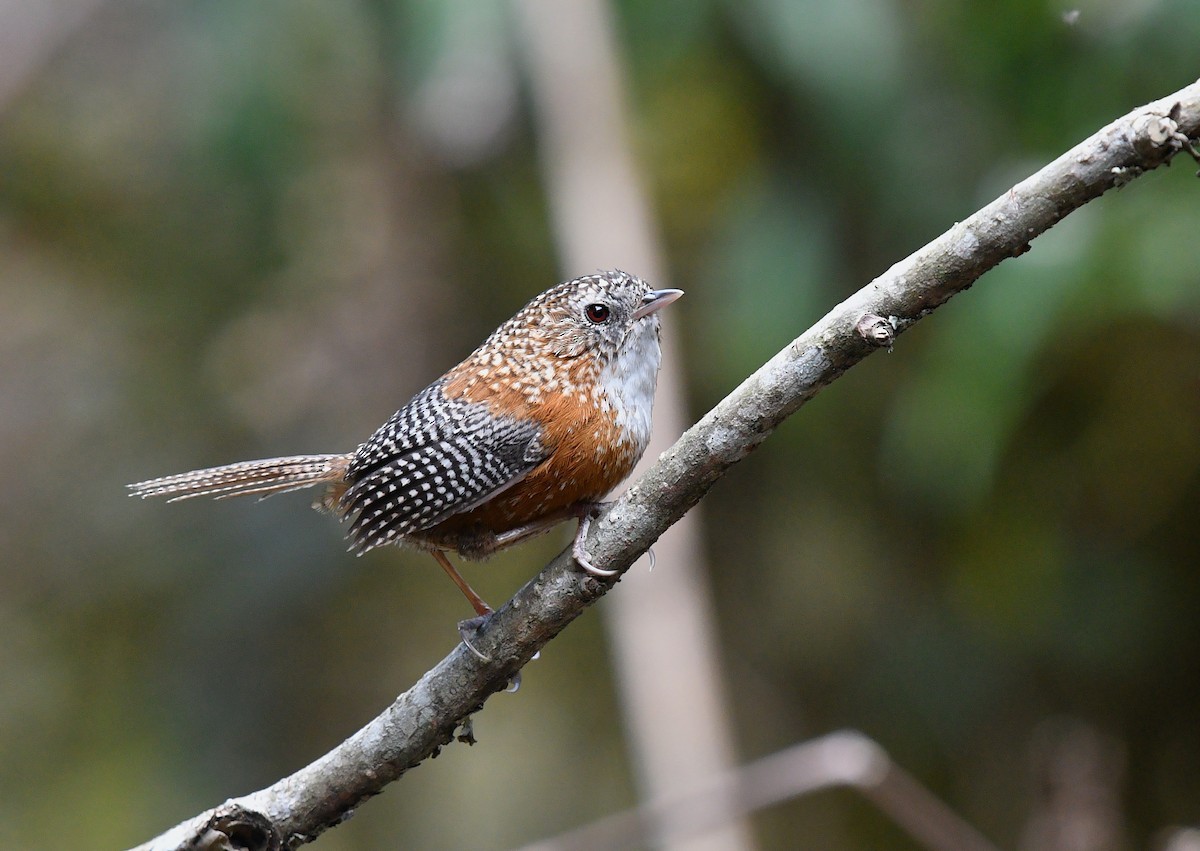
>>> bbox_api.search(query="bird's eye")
[584,303,611,324]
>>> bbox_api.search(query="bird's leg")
[493,501,618,576]
[487,507,579,550]
[432,549,492,616]
[431,550,493,661]
[571,502,619,577]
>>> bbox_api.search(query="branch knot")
[855,314,897,350]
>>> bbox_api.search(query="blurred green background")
[1,0,1198,848]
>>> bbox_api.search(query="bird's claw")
[457,616,522,693]
[573,512,619,577]
[458,614,492,662]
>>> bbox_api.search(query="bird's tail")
[128,454,351,502]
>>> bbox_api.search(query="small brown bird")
[130,270,681,638]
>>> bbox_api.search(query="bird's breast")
[596,321,662,460]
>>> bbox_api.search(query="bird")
[129,270,682,647]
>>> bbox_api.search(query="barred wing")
[340,381,545,552]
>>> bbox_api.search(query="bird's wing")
[340,381,546,552]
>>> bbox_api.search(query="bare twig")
[515,731,999,851]
[131,79,1200,850]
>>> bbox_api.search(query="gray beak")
[632,288,684,320]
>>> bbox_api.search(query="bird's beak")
[633,288,684,320]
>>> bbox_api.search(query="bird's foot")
[572,504,619,577]
[458,613,493,662]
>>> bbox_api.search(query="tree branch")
[131,78,1200,851]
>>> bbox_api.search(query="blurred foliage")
[1,0,1198,848]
